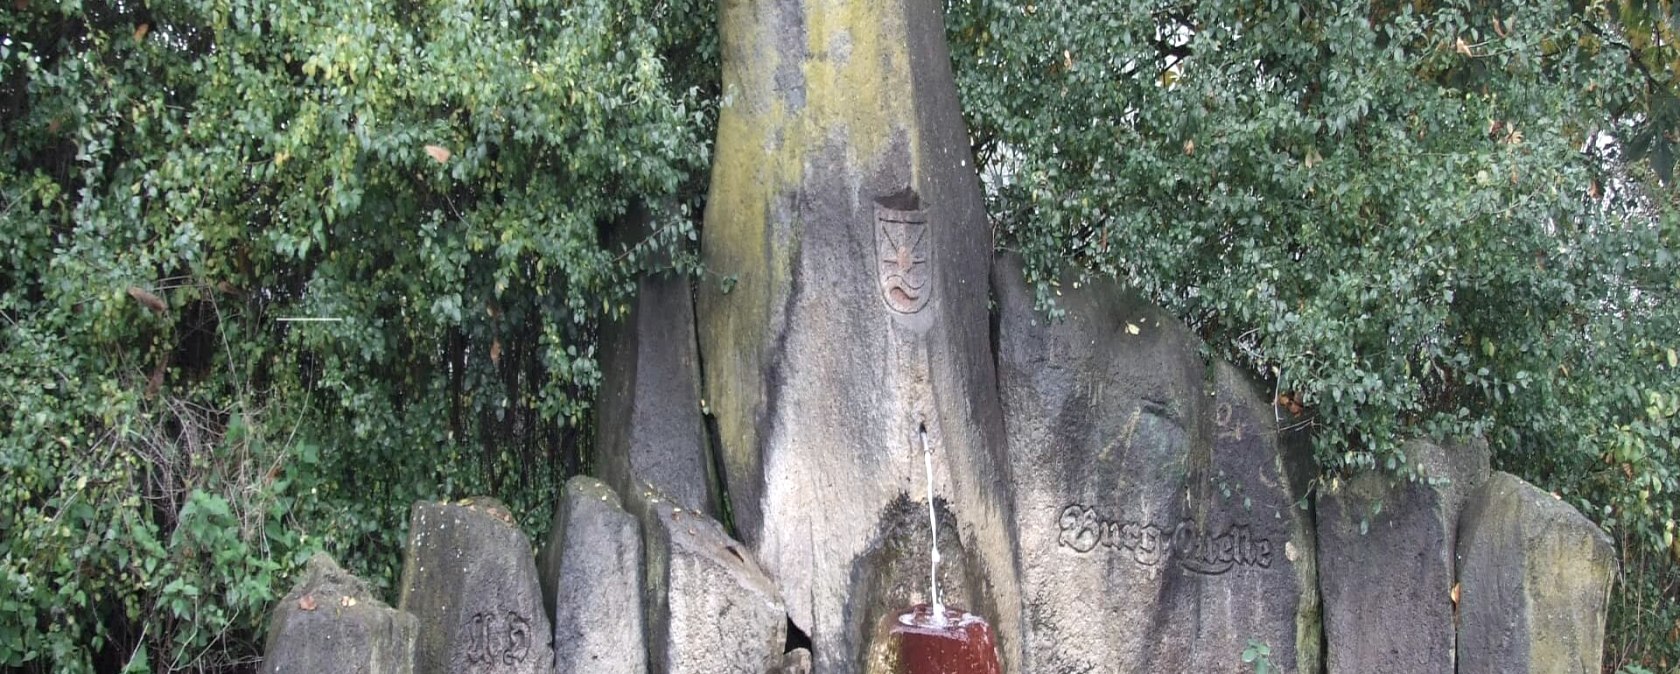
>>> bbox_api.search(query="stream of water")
[919,425,945,625]
[891,424,1002,674]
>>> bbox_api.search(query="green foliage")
[948,0,1679,663]
[0,0,716,669]
[1607,542,1680,672]
[1241,638,1274,674]
[4,0,1678,669]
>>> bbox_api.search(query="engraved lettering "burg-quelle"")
[1056,504,1273,575]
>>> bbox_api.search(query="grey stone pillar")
[696,0,1020,670]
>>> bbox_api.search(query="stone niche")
[993,254,1320,674]
[851,495,998,674]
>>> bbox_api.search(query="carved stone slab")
[538,476,646,674]
[1456,471,1617,674]
[625,482,785,674]
[1317,438,1489,674]
[263,552,417,674]
[994,255,1320,674]
[399,498,555,674]
[875,189,931,315]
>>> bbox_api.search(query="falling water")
[919,424,945,625]
[884,424,1003,674]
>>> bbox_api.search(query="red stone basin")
[889,604,1002,674]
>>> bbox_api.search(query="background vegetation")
[1,0,1674,671]
[946,1,1679,668]
[1,0,712,668]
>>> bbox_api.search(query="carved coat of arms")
[875,191,931,314]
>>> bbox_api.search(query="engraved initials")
[466,612,492,664]
[1215,401,1245,442]
[462,611,532,666]
[503,612,530,665]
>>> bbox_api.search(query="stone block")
[262,552,417,674]
[1317,438,1489,674]
[625,482,785,674]
[538,476,646,674]
[399,498,555,674]
[695,0,1022,668]
[994,255,1320,674]
[595,256,716,518]
[1456,471,1617,674]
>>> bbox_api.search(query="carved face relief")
[876,200,931,314]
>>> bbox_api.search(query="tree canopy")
[2,0,711,668]
[1,0,1676,671]
[948,1,1679,666]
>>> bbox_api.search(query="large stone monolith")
[1456,471,1618,674]
[696,0,1020,670]
[595,206,717,519]
[993,255,1321,674]
[1316,438,1489,674]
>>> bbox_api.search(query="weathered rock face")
[1456,471,1618,674]
[399,498,555,674]
[773,648,813,674]
[993,255,1321,674]
[537,477,646,674]
[696,0,1019,669]
[624,482,786,674]
[595,209,716,518]
[263,553,417,674]
[1317,438,1489,674]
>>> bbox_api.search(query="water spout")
[874,423,1001,674]
[919,423,944,624]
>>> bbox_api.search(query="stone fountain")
[259,0,1621,672]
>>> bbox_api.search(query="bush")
[4,0,1676,668]
[947,0,1679,665]
[0,0,716,669]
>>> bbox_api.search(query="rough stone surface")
[773,648,813,674]
[399,498,555,674]
[1317,438,1489,674]
[625,482,786,674]
[696,0,1020,669]
[537,477,646,674]
[263,553,417,674]
[595,207,715,517]
[1456,471,1618,674]
[993,255,1320,674]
